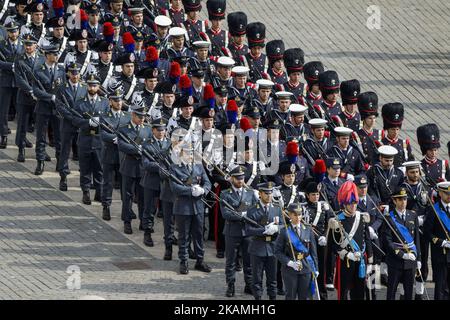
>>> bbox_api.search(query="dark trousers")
[326,235,335,284]
[282,269,312,300]
[212,196,225,253]
[161,200,174,247]
[433,263,450,300]
[337,258,365,300]
[0,87,15,136]
[387,265,415,300]
[121,175,144,223]
[250,255,277,299]
[102,162,120,207]
[78,147,103,193]
[225,235,252,286]
[59,130,77,176]
[317,244,328,299]
[142,188,159,230]
[416,231,429,282]
[35,113,61,160]
[175,213,204,262]
[15,103,34,148]
[277,261,284,291]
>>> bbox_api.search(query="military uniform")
[303,61,325,110]
[226,11,248,65]
[281,48,306,104]
[321,176,345,212]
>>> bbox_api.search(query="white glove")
[402,253,416,261]
[241,211,247,218]
[314,271,319,278]
[29,90,37,100]
[191,185,202,197]
[112,137,118,144]
[369,226,378,240]
[368,256,374,264]
[89,117,99,127]
[347,252,358,261]
[346,173,355,181]
[354,251,362,260]
[263,223,279,235]
[51,95,56,102]
[339,249,348,260]
[441,240,450,249]
[287,260,301,271]
[417,261,422,270]
[318,236,327,246]
[11,63,14,73]
[418,215,424,227]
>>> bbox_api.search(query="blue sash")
[434,203,450,233]
[337,212,366,278]
[389,211,417,254]
[288,226,318,295]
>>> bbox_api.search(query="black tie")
[93,27,97,34]
[158,140,162,148]
[50,67,54,81]
[333,181,338,187]
[12,44,16,54]
[362,199,366,208]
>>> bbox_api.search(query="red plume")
[312,159,326,174]
[179,74,191,90]
[102,22,114,37]
[221,47,231,57]
[80,9,88,22]
[239,117,252,132]
[169,62,181,78]
[52,0,63,9]
[337,181,359,206]
[203,83,215,101]
[285,141,299,157]
[226,100,238,112]
[122,32,135,45]
[145,46,158,62]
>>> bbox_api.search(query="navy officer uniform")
[245,182,283,300]
[301,118,330,167]
[320,158,345,211]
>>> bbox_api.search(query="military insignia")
[268,182,273,188]
[239,24,243,29]
[171,84,177,93]
[153,69,159,77]
[155,39,160,44]
[55,78,62,85]
[81,29,88,39]
[361,177,367,184]
[369,102,373,107]
[400,188,407,195]
[295,59,299,64]
[394,113,399,120]
[58,17,64,26]
[137,31,143,38]
[431,134,435,141]
[331,79,336,86]
[235,96,240,102]
[113,17,119,23]
[333,159,340,165]
[129,52,136,62]
[27,0,32,4]
[37,3,43,11]
[188,95,194,105]
[217,8,222,13]
[208,109,215,117]
[255,33,260,39]
[276,47,280,53]
[353,90,358,96]
[92,5,97,10]
[108,43,114,51]
[290,164,295,173]
[274,119,279,125]
[253,107,259,112]
[314,70,319,75]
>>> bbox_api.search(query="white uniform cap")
[334,126,353,135]
[309,118,328,127]
[437,181,450,192]
[378,145,398,157]
[256,79,274,89]
[154,15,172,27]
[169,27,186,37]
[232,66,250,74]
[402,161,421,168]
[216,56,235,67]
[192,40,211,48]
[275,91,294,99]
[289,104,308,113]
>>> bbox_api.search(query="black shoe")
[48,141,54,148]
[27,125,34,133]
[82,191,91,205]
[113,181,120,189]
[124,222,132,234]
[94,192,101,202]
[226,284,235,297]
[55,158,60,172]
[143,230,154,247]
[0,136,7,149]
[244,285,253,295]
[164,246,172,260]
[156,210,163,218]
[7,128,11,134]
[90,183,95,190]
[44,153,51,161]
[380,274,388,287]
[216,251,225,259]
[188,247,196,260]
[24,138,33,148]
[235,262,242,272]
[139,221,144,231]
[171,235,178,246]
[34,161,44,175]
[415,294,424,300]
[195,260,212,273]
[72,154,79,161]
[180,261,189,275]
[277,288,285,296]
[130,211,137,219]
[102,206,111,221]
[17,148,25,162]
[399,294,405,300]
[8,114,14,121]
[59,176,68,191]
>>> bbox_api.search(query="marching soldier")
[125,6,153,36]
[381,102,414,167]
[282,104,309,142]
[93,40,115,89]
[160,26,194,60]
[275,202,319,300]
[302,180,334,300]
[147,15,172,52]
[265,91,293,127]
[303,61,324,109]
[112,52,141,106]
[165,0,185,27]
[32,45,66,176]
[55,62,87,192]
[64,29,98,79]
[103,0,126,25]
[167,94,201,135]
[357,91,382,166]
[265,40,287,85]
[181,0,208,46]
[314,70,342,120]
[424,181,450,300]
[383,186,421,300]
[337,79,361,132]
[169,141,212,274]
[100,84,130,220]
[85,4,103,41]
[281,48,306,104]
[14,34,41,162]
[275,160,306,212]
[136,66,160,111]
[20,2,47,45]
[189,40,213,78]
[326,127,366,179]
[150,80,177,121]
[253,79,275,119]
[321,157,345,211]
[0,21,23,149]
[366,145,404,205]
[417,124,450,186]
[210,56,234,88]
[245,182,283,300]
[301,118,330,166]
[43,17,70,63]
[220,165,258,297]
[205,0,228,57]
[72,74,109,204]
[226,11,248,64]
[117,96,152,234]
[244,22,267,83]
[329,181,374,300]
[230,65,252,102]
[3,0,29,29]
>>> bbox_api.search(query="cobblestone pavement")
[0,0,446,300]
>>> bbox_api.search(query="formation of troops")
[1,0,450,301]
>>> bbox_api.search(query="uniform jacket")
[33,63,66,115]
[100,110,131,164]
[0,39,24,87]
[141,136,171,190]
[56,82,88,133]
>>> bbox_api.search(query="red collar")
[362,127,374,136]
[271,68,284,77]
[308,91,322,100]
[287,81,300,88]
[170,7,182,13]
[424,156,437,165]
[323,100,336,109]
[210,28,221,35]
[385,136,398,144]
[343,110,356,119]
[232,43,243,50]
[249,52,261,60]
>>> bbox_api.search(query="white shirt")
[441,201,450,213]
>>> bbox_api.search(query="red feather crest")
[239,117,252,132]
[226,100,238,112]
[312,159,326,174]
[203,83,215,101]
[169,62,181,78]
[145,46,158,62]
[52,0,63,9]
[337,181,359,206]
[179,74,191,90]
[285,141,299,157]
[80,9,88,22]
[102,22,114,36]
[122,32,135,45]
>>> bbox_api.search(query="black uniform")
[367,164,404,205]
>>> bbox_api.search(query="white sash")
[442,159,446,180]
[403,140,408,161]
[80,50,92,76]
[101,63,114,88]
[38,23,46,44]
[124,76,137,100]
[312,201,322,227]
[151,92,159,109]
[340,211,361,249]
[246,161,258,186]
[0,0,9,20]
[287,185,297,207]
[57,37,67,59]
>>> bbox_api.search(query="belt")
[254,235,276,242]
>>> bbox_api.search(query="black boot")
[0,136,7,149]
[59,176,68,191]
[94,191,101,202]
[34,160,44,175]
[180,261,189,275]
[415,294,424,300]
[138,221,144,231]
[44,153,51,161]
[17,148,25,162]
[55,158,60,172]
[143,230,154,247]
[102,206,111,221]
[188,247,196,259]
[226,283,235,297]
[216,251,225,259]
[124,222,132,234]
[244,285,253,295]
[195,259,212,273]
[82,191,91,205]
[164,246,172,260]
[24,137,33,148]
